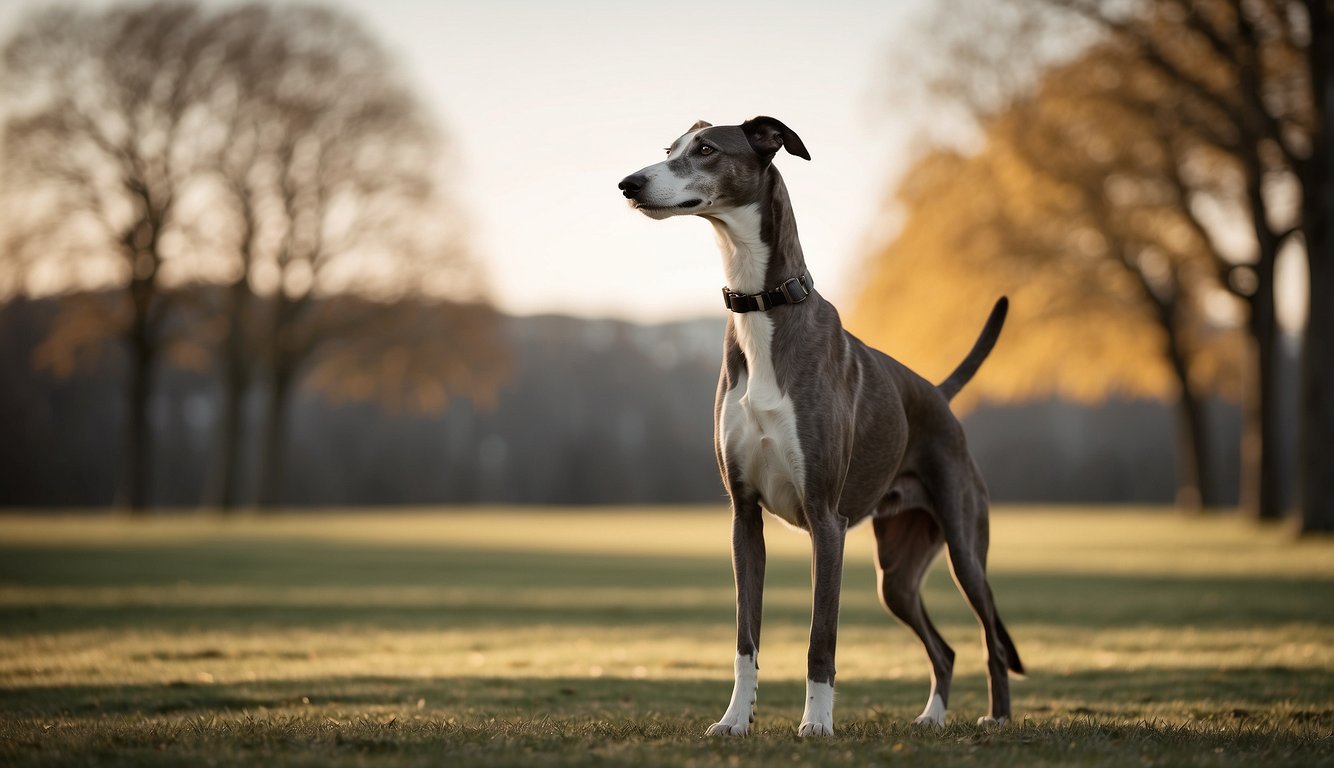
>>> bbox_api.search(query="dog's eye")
[699,145,715,156]
[663,147,671,155]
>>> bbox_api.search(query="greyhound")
[618,116,1024,737]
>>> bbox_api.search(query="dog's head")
[618,116,810,220]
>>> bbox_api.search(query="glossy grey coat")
[619,117,1023,735]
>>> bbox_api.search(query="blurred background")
[0,0,1330,532]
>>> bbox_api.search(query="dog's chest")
[720,315,807,528]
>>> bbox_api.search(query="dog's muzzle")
[618,174,647,199]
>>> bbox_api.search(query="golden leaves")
[851,39,1246,411]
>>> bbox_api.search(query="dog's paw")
[797,720,834,737]
[705,719,750,737]
[976,715,1009,727]
[797,679,835,737]
[704,654,758,737]
[913,694,947,727]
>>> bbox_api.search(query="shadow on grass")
[3,668,1332,724]
[0,541,732,590]
[1,540,1331,633]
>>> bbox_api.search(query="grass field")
[1,507,1332,767]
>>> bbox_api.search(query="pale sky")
[340,0,925,321]
[1,0,929,322]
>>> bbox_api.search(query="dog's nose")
[619,174,647,198]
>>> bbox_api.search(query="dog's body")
[619,117,1022,737]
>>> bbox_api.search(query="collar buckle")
[721,273,813,314]
[778,275,812,304]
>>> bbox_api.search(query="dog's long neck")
[709,168,806,295]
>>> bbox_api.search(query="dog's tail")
[937,297,1008,402]
[996,614,1025,675]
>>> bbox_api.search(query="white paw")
[705,719,750,737]
[977,715,1009,726]
[798,679,835,737]
[706,654,758,737]
[913,693,946,727]
[797,719,834,737]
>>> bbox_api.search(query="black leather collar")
[722,273,814,314]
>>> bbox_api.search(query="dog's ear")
[741,116,811,164]
[689,119,713,131]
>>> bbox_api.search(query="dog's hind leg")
[935,473,1016,725]
[873,503,955,726]
[706,495,766,737]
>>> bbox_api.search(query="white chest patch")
[720,313,807,528]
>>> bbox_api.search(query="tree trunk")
[1239,238,1287,521]
[203,278,252,512]
[1304,241,1334,533]
[119,318,154,515]
[257,363,294,509]
[1239,324,1287,521]
[208,355,247,511]
[1163,316,1217,511]
[117,259,160,515]
[1175,379,1217,513]
[1299,0,1334,534]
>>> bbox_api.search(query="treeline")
[0,294,718,506]
[1,294,1259,508]
[0,2,507,512]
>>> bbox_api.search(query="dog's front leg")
[706,499,765,737]
[799,511,847,737]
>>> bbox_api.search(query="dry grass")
[1,506,1331,766]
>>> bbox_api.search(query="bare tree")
[1,3,216,512]
[189,4,289,510]
[998,41,1265,509]
[896,0,1331,526]
[1017,0,1330,527]
[853,88,1244,510]
[195,5,502,507]
[1,2,510,512]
